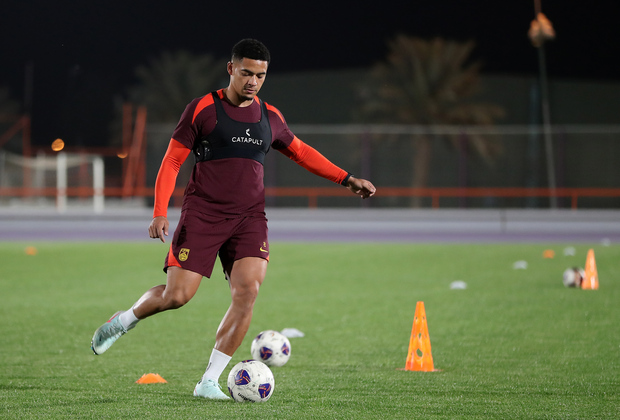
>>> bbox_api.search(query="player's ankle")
[119,309,139,330]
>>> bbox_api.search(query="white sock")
[119,308,139,331]
[202,349,232,382]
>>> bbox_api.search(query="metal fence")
[259,124,620,209]
[2,124,619,210]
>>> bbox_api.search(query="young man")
[91,39,376,400]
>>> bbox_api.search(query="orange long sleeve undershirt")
[152,136,348,218]
[278,136,349,185]
[153,139,190,218]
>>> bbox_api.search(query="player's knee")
[162,289,191,310]
[231,279,260,305]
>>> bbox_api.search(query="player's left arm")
[278,136,376,199]
[345,175,377,199]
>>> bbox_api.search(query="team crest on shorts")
[179,248,190,261]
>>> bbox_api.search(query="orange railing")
[2,186,620,210]
[268,187,620,209]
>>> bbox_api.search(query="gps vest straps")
[193,92,272,165]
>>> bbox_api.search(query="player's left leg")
[216,256,268,355]
[195,214,269,400]
[193,257,267,400]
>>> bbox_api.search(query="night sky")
[1,0,619,147]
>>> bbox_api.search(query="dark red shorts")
[164,209,269,278]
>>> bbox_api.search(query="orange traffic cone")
[405,301,435,372]
[136,373,167,384]
[581,249,599,290]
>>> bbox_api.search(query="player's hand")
[148,216,169,243]
[346,176,376,199]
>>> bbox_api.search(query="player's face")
[227,58,268,106]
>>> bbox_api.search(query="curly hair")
[231,39,271,64]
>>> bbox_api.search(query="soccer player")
[91,39,376,400]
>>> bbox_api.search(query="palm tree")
[358,35,505,206]
[110,50,227,148]
[108,51,227,195]
[128,50,227,123]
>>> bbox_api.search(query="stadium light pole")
[530,0,558,208]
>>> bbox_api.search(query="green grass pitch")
[1,241,618,418]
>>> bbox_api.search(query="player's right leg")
[91,267,202,355]
[132,267,203,318]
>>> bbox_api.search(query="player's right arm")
[148,139,191,243]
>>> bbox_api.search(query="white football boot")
[193,379,231,400]
[91,311,130,355]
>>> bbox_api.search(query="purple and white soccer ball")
[251,330,291,367]
[227,360,274,402]
[563,267,585,287]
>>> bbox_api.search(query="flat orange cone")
[581,249,599,290]
[543,249,555,258]
[405,301,435,372]
[25,246,38,256]
[136,373,167,384]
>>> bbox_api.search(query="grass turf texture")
[1,242,618,419]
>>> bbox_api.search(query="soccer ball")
[563,267,585,287]
[227,360,274,403]
[251,330,291,367]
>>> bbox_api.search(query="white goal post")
[0,151,105,213]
